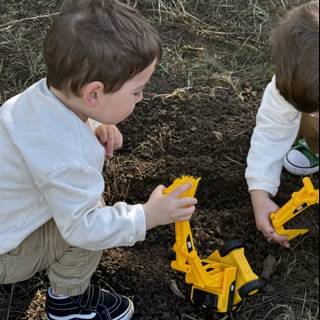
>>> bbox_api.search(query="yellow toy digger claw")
[164,176,264,314]
[271,177,319,241]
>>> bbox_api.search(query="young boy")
[0,1,197,319]
[246,1,319,248]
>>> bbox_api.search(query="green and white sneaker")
[284,139,319,176]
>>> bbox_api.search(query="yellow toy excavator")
[164,176,265,314]
[271,177,319,241]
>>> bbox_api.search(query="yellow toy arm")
[163,176,201,273]
[164,176,229,290]
[271,177,319,241]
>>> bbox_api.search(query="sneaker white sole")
[284,157,319,176]
[120,299,134,320]
[46,299,134,320]
[46,313,96,320]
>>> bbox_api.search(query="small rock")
[261,255,277,281]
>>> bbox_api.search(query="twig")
[6,284,15,320]
[300,290,307,318]
[238,295,281,313]
[234,127,251,137]
[224,156,244,167]
[0,12,59,32]
[181,314,200,320]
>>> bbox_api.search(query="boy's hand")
[143,183,198,230]
[251,190,290,248]
[95,124,123,157]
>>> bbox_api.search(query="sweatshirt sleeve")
[245,77,301,196]
[38,163,146,250]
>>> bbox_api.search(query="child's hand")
[95,124,123,157]
[251,190,290,248]
[143,183,198,230]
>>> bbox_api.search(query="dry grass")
[0,0,307,102]
[126,0,308,93]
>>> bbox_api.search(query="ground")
[0,0,319,319]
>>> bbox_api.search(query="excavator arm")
[271,177,319,241]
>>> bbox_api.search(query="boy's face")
[88,59,157,125]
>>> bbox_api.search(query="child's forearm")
[245,77,301,196]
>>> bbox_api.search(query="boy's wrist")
[250,189,272,218]
[142,203,154,230]
[250,189,271,200]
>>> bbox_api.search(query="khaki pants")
[0,220,102,297]
[300,113,319,154]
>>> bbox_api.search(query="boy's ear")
[82,81,104,107]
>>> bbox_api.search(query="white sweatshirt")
[0,79,146,255]
[246,76,301,196]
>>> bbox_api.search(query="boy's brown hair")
[271,1,319,113]
[44,0,161,96]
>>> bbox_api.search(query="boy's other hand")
[251,190,290,248]
[95,124,123,157]
[143,183,198,230]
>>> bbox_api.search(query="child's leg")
[0,222,50,284]
[46,220,102,297]
[300,113,319,154]
[0,220,102,297]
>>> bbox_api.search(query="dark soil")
[0,0,318,319]
[99,83,319,320]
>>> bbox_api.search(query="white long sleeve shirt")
[0,79,146,255]
[245,76,301,196]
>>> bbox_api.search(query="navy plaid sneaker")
[46,285,134,320]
